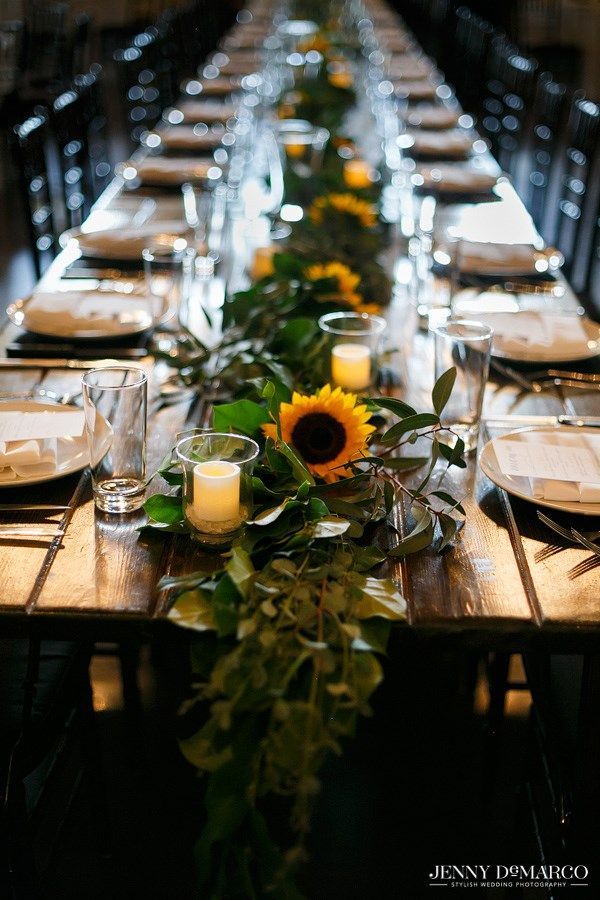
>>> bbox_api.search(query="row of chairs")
[14,66,110,277]
[409,3,600,313]
[2,2,238,887]
[404,0,600,871]
[0,5,91,126]
[12,0,237,277]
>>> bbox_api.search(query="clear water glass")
[82,367,147,513]
[433,319,493,452]
[142,234,195,325]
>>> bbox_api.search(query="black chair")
[51,87,92,229]
[0,20,24,126]
[115,36,164,148]
[453,7,494,114]
[23,1,69,90]
[552,96,600,293]
[479,32,517,154]
[0,638,109,896]
[13,112,57,278]
[480,39,539,182]
[523,73,569,241]
[73,66,111,203]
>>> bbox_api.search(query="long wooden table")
[0,28,598,648]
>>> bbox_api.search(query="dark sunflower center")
[291,413,346,464]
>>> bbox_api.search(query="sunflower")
[263,384,375,482]
[309,193,378,229]
[305,261,381,314]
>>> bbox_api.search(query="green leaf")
[168,588,216,632]
[388,508,435,557]
[352,575,407,620]
[212,574,239,637]
[213,399,270,437]
[278,441,315,486]
[438,513,458,551]
[438,438,467,468]
[250,497,299,525]
[309,516,351,538]
[226,547,255,597]
[352,545,386,572]
[432,367,457,416]
[372,397,417,418]
[144,493,184,525]
[382,456,429,472]
[431,491,466,516]
[379,413,440,445]
[352,617,391,653]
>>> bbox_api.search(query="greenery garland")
[144,30,468,897]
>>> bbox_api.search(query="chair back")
[24,1,69,86]
[52,87,91,228]
[0,21,23,100]
[555,97,600,291]
[13,113,56,277]
[454,8,494,112]
[73,66,111,202]
[525,74,569,237]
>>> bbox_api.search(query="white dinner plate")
[0,401,111,488]
[7,291,170,339]
[480,426,600,516]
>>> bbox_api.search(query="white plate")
[480,426,600,516]
[0,401,111,488]
[7,291,170,339]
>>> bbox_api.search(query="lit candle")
[284,140,306,159]
[343,159,373,190]
[251,245,275,280]
[329,70,353,89]
[331,343,372,391]
[193,460,240,523]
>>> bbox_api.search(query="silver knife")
[0,504,70,511]
[0,526,63,537]
[0,358,148,370]
[485,415,600,428]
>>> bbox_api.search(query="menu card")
[0,411,85,442]
[492,434,600,484]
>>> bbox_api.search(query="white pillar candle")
[331,342,372,391]
[193,460,240,523]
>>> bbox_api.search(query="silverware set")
[491,359,600,393]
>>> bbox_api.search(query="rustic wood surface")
[0,48,598,645]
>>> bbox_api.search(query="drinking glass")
[142,234,195,325]
[433,319,493,452]
[82,367,147,513]
[318,312,386,392]
[176,432,259,547]
[276,119,330,177]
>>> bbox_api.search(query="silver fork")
[491,360,600,393]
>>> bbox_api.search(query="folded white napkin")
[522,431,600,503]
[387,56,433,80]
[395,79,438,100]
[194,76,240,95]
[25,291,155,337]
[417,163,498,194]
[133,158,220,186]
[410,129,473,158]
[158,127,224,150]
[0,438,57,481]
[475,312,589,357]
[76,222,188,258]
[456,240,542,275]
[407,106,461,130]
[179,101,237,123]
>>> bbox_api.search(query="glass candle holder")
[318,312,386,392]
[276,119,330,177]
[176,432,259,547]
